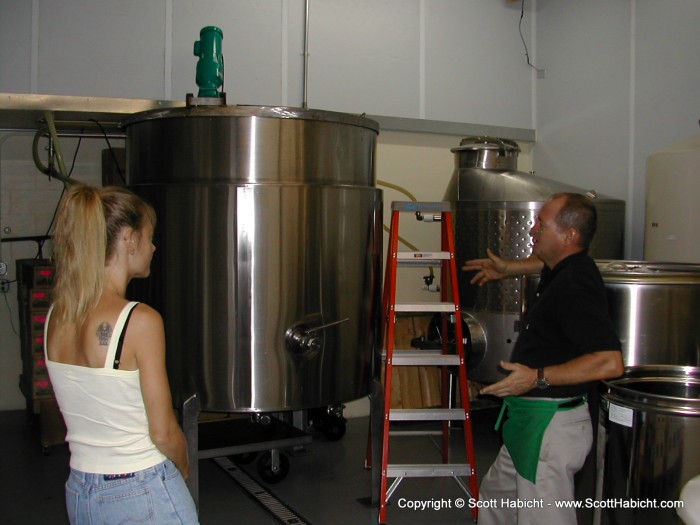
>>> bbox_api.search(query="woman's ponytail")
[52,184,107,328]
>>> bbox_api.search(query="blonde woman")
[45,184,198,524]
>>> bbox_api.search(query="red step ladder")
[378,201,478,524]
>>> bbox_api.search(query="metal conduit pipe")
[302,0,310,108]
[31,127,125,178]
[42,112,71,185]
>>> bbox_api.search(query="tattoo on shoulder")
[96,322,113,346]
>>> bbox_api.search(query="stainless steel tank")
[123,105,382,412]
[524,261,700,369]
[597,261,700,368]
[596,366,700,525]
[444,136,625,383]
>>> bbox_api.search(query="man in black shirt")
[463,192,623,525]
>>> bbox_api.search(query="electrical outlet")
[0,279,9,293]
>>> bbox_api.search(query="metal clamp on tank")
[285,317,350,359]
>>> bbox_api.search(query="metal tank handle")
[285,317,350,357]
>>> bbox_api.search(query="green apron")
[494,395,586,484]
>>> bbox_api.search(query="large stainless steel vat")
[123,105,382,412]
[596,366,700,524]
[525,261,700,369]
[444,136,625,383]
[598,261,700,368]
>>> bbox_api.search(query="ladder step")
[391,201,451,213]
[397,251,451,267]
[389,408,466,421]
[385,350,461,366]
[395,302,456,313]
[389,429,443,437]
[386,464,472,478]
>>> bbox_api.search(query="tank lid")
[451,136,521,154]
[121,104,379,133]
[604,366,700,413]
[596,260,700,283]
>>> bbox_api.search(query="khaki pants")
[478,403,592,525]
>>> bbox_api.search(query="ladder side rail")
[380,218,397,332]
[379,209,401,524]
[368,216,399,471]
[439,211,452,464]
[444,210,480,520]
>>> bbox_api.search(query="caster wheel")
[231,452,258,465]
[257,452,290,484]
[321,418,346,441]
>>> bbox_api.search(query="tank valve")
[285,318,349,358]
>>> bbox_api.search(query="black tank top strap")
[113,302,139,370]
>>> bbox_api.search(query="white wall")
[533,0,700,259]
[0,0,532,123]
[308,0,533,126]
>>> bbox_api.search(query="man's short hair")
[552,192,597,249]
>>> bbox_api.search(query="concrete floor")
[0,406,504,525]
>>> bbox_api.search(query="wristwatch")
[536,367,549,389]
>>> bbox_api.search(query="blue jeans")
[65,459,199,524]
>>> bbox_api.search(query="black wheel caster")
[308,405,347,441]
[257,452,290,484]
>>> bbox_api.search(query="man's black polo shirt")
[510,250,622,398]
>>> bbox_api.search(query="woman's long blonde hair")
[51,184,156,329]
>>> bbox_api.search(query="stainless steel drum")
[596,366,700,525]
[524,261,700,370]
[123,105,382,412]
[444,136,625,383]
[597,261,700,368]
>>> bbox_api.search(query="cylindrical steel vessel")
[444,136,625,383]
[123,105,382,412]
[526,261,700,369]
[596,366,700,524]
[598,261,700,368]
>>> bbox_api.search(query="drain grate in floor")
[213,456,312,525]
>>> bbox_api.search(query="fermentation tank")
[596,366,700,525]
[444,137,625,383]
[123,105,382,413]
[524,261,700,369]
[596,261,700,368]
